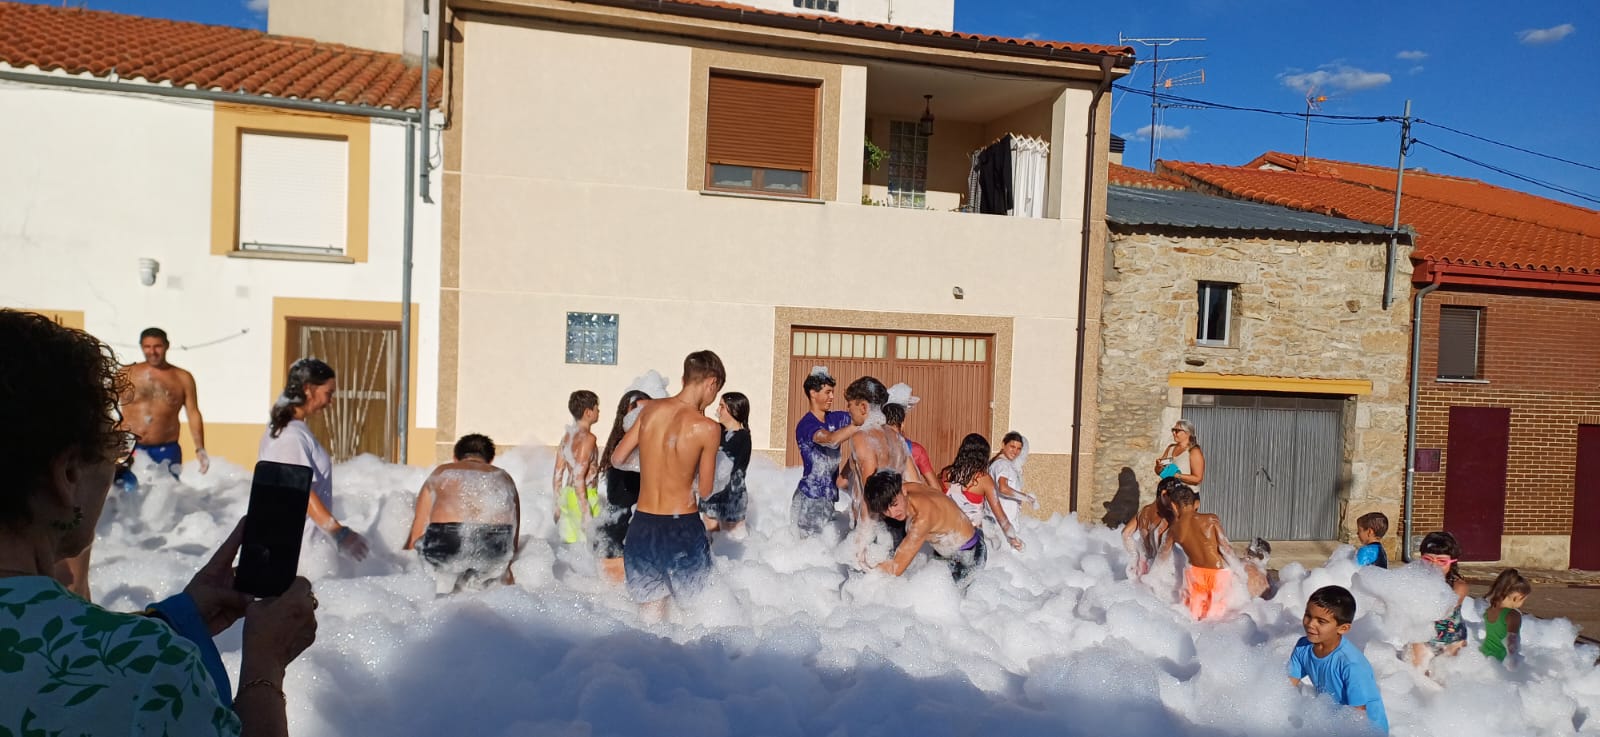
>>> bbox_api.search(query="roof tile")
[1109,163,1187,190]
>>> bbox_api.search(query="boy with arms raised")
[1167,481,1233,620]
[610,350,726,616]
[863,470,986,585]
[1289,585,1390,734]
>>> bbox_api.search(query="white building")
[0,2,444,467]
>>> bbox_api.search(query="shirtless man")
[837,376,924,530]
[610,350,725,616]
[552,390,600,544]
[863,470,986,586]
[404,434,522,595]
[115,327,208,490]
[1168,482,1234,620]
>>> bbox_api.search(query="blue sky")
[23,0,1600,207]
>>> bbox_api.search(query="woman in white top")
[987,431,1037,524]
[257,358,369,561]
[1154,419,1205,488]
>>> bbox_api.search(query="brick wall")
[1410,288,1600,544]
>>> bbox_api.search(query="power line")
[1410,138,1600,207]
[1413,119,1600,174]
[1112,83,1391,123]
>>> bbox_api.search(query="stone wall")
[1093,229,1412,550]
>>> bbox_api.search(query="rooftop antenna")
[1120,35,1207,169]
[1302,87,1329,162]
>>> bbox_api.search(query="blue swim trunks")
[623,510,711,604]
[114,441,182,492]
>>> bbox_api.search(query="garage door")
[1182,392,1344,540]
[786,328,993,471]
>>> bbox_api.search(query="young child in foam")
[1356,512,1390,568]
[404,433,521,594]
[1167,481,1233,620]
[938,433,1023,551]
[1244,537,1274,600]
[1123,476,1180,580]
[1408,531,1471,670]
[1288,585,1391,735]
[552,390,602,544]
[863,470,987,586]
[1480,568,1532,668]
[702,391,752,540]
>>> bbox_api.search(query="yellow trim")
[211,103,371,262]
[7,308,84,330]
[1167,372,1373,395]
[271,297,423,465]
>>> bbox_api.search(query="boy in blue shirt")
[792,367,857,536]
[1289,585,1389,734]
[1355,512,1389,568]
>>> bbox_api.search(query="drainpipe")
[1403,271,1442,562]
[398,122,417,465]
[1068,56,1117,514]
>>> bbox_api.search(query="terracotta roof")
[1109,163,1187,190]
[1159,159,1600,276]
[593,0,1134,58]
[0,2,442,111]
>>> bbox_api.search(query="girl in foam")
[987,431,1037,526]
[939,433,1023,550]
[1408,531,1472,672]
[258,357,370,566]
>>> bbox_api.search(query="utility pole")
[1383,99,1413,311]
[1119,35,1206,169]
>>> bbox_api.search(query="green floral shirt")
[0,576,241,737]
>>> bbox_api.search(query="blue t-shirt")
[1289,637,1389,734]
[1356,542,1389,569]
[796,410,853,500]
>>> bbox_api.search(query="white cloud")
[245,0,269,12]
[1396,50,1428,60]
[1128,124,1190,141]
[1022,32,1042,41]
[1278,65,1392,94]
[1409,65,1426,75]
[1518,23,1575,45]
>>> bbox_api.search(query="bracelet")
[238,678,284,700]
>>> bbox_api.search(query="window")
[566,313,619,365]
[1438,306,1483,379]
[794,0,839,10]
[705,73,819,198]
[238,133,349,255]
[888,120,929,208]
[1196,282,1234,346]
[792,330,888,359]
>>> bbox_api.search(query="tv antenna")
[1120,35,1207,169]
[1302,87,1330,162]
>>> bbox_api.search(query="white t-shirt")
[258,419,334,510]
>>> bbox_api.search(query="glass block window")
[794,0,839,11]
[888,120,929,209]
[566,312,619,365]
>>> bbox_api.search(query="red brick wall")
[1410,288,1600,540]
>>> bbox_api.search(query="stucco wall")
[1093,230,1412,545]
[730,0,954,30]
[0,79,442,466]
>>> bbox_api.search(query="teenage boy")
[405,434,521,594]
[791,368,856,536]
[862,470,986,586]
[1289,585,1390,735]
[1355,512,1389,569]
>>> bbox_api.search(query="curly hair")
[940,433,991,487]
[0,310,126,528]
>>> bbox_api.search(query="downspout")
[1403,268,1441,562]
[1068,56,1116,514]
[399,122,417,464]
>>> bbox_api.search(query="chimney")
[1109,134,1126,166]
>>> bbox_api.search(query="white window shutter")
[238,133,349,253]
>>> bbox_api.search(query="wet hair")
[683,350,726,389]
[941,433,992,487]
[1486,568,1532,607]
[721,391,750,427]
[0,310,126,529]
[1307,585,1357,625]
[802,370,836,398]
[1155,476,1187,523]
[1419,531,1463,586]
[600,390,651,474]
[844,376,888,407]
[270,358,336,438]
[863,469,903,516]
[1357,511,1389,538]
[1165,480,1199,508]
[453,433,496,462]
[568,390,599,421]
[1173,419,1200,450]
[883,402,906,427]
[1247,537,1272,561]
[139,327,169,344]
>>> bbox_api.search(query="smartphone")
[235,460,313,598]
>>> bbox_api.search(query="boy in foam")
[1167,481,1233,620]
[404,434,521,594]
[1355,512,1389,569]
[610,350,726,615]
[552,390,601,544]
[863,470,986,586]
[839,376,926,530]
[1288,585,1390,735]
[792,367,856,537]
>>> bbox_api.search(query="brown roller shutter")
[1437,306,1482,379]
[706,73,818,172]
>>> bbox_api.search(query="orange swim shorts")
[1185,565,1231,620]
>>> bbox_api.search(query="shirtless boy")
[552,390,601,544]
[610,350,725,615]
[115,327,208,490]
[1122,476,1179,580]
[404,434,521,595]
[838,376,924,530]
[1168,482,1233,620]
[864,470,987,586]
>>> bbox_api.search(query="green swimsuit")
[1480,607,1512,661]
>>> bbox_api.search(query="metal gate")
[1182,392,1344,540]
[785,328,993,469]
[287,319,400,463]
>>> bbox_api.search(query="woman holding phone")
[258,358,370,562]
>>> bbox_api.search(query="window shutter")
[706,74,818,172]
[1438,307,1481,378]
[238,132,349,252]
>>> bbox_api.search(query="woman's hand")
[241,577,318,677]
[184,518,254,636]
[334,527,370,561]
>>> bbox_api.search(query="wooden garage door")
[785,328,993,471]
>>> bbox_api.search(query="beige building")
[434,0,1132,515]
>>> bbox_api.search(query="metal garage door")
[1182,392,1344,540]
[785,328,993,470]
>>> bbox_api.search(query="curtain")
[1010,136,1050,219]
